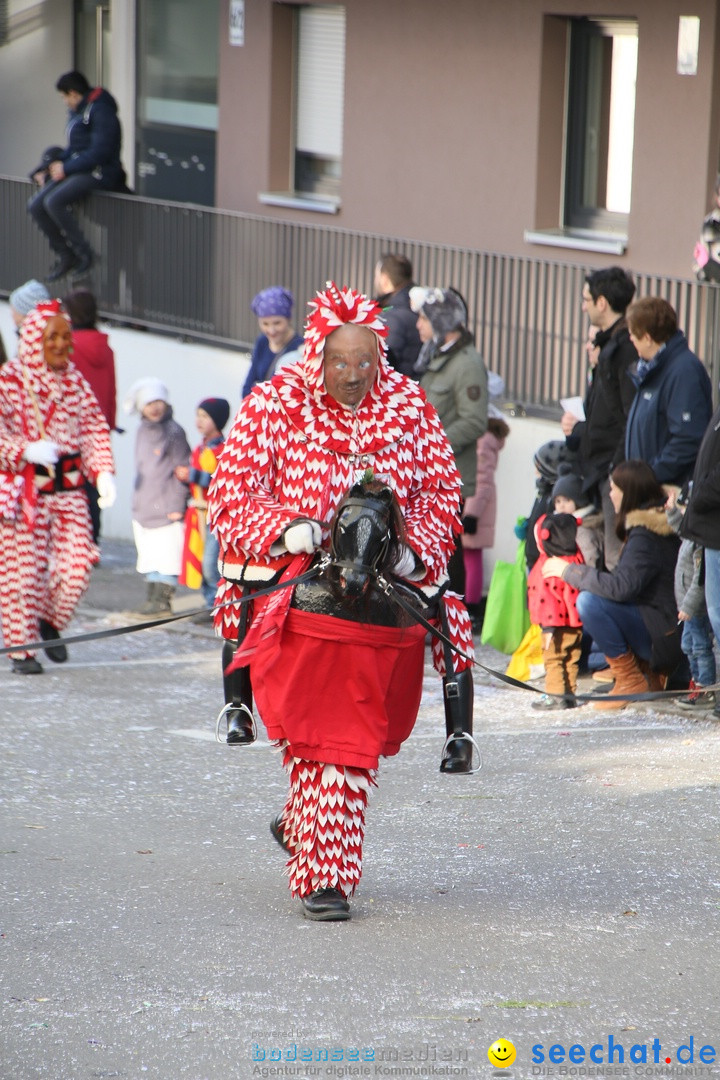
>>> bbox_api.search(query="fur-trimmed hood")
[625,506,675,537]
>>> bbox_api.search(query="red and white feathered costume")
[207,284,473,900]
[0,303,114,661]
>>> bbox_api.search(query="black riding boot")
[439,667,475,774]
[221,638,255,745]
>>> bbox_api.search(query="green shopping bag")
[480,540,531,654]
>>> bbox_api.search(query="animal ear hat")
[409,286,468,342]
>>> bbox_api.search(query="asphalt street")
[2,540,719,1080]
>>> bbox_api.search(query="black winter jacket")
[376,285,422,378]
[680,403,720,550]
[566,318,637,497]
[61,88,128,191]
[563,506,680,671]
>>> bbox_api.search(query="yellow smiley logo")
[488,1039,516,1068]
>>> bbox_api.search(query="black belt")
[36,452,85,495]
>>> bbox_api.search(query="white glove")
[283,521,323,555]
[391,545,418,577]
[24,439,60,468]
[96,471,117,509]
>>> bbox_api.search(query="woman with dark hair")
[542,459,681,710]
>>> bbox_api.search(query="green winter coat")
[420,332,488,499]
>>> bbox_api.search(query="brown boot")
[637,657,668,692]
[593,651,649,711]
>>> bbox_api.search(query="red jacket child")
[527,512,585,709]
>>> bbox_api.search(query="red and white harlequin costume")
[207,284,473,903]
[0,302,114,662]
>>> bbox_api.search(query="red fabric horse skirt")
[253,609,426,770]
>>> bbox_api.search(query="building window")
[74,1,111,86]
[135,0,219,205]
[293,4,346,200]
[564,17,638,234]
[526,15,637,254]
[260,3,345,212]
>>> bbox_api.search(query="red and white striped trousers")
[277,746,378,898]
[0,492,97,659]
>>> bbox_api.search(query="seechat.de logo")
[531,1036,717,1067]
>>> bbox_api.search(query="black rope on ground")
[2,564,713,705]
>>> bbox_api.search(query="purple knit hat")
[250,286,294,319]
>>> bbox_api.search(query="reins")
[2,550,712,706]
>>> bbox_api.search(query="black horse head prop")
[327,478,406,600]
[290,478,429,627]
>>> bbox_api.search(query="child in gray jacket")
[668,496,716,707]
[124,377,191,615]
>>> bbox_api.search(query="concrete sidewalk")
[3,538,720,1080]
[81,536,212,626]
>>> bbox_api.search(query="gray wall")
[0,0,74,178]
[0,0,135,183]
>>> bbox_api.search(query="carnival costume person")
[207,283,475,922]
[0,300,115,674]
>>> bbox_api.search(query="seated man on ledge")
[28,70,130,283]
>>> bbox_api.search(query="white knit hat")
[9,279,51,318]
[123,377,170,415]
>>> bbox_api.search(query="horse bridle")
[328,495,392,578]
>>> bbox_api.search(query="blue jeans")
[681,613,716,686]
[28,173,98,255]
[202,530,220,608]
[705,548,720,644]
[575,591,652,661]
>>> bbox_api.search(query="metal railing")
[2,176,719,409]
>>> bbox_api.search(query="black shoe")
[71,249,94,276]
[300,888,351,922]
[226,705,256,745]
[466,600,486,635]
[39,619,68,663]
[11,657,43,675]
[531,693,577,711]
[270,814,291,854]
[46,250,79,282]
[439,737,473,773]
[190,607,213,625]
